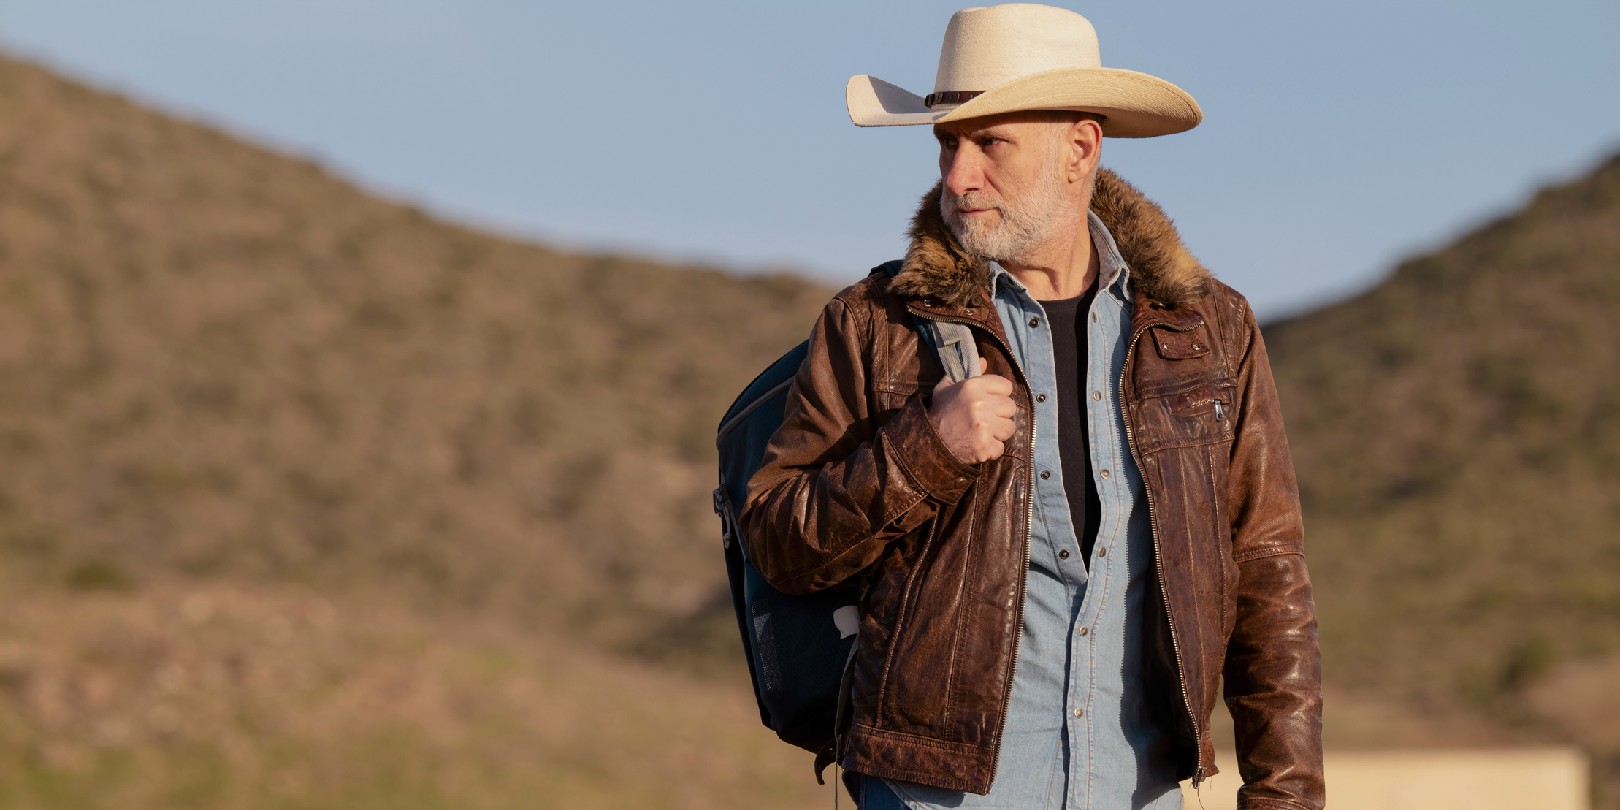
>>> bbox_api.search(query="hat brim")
[846,68,1201,138]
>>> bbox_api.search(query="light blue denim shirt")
[867,212,1183,810]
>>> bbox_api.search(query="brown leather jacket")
[741,170,1323,810]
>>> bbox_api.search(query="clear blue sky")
[2,0,1617,317]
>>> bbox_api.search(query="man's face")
[934,112,1086,264]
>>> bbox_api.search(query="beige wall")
[1180,748,1589,810]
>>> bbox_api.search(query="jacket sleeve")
[740,292,979,595]
[1220,296,1326,810]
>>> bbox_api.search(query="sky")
[1,0,1617,318]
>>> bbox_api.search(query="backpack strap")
[916,320,980,384]
[877,261,982,384]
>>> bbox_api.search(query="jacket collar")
[888,168,1213,311]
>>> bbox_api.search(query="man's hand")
[928,358,1018,464]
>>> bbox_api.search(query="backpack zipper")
[713,488,732,549]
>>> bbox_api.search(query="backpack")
[711,260,980,756]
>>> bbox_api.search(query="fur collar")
[888,168,1212,308]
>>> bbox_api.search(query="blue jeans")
[858,775,908,809]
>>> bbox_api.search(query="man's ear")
[1067,118,1102,183]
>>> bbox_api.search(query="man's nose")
[942,147,983,197]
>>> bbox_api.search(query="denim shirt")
[871,212,1183,810]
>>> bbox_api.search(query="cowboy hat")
[847,4,1201,138]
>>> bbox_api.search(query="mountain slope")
[1263,153,1620,800]
[0,53,831,656]
[0,50,845,810]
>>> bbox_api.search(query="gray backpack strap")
[876,260,982,384]
[914,319,981,383]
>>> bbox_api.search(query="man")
[741,5,1323,809]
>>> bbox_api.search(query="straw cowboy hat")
[846,4,1201,137]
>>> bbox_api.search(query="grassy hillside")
[0,53,831,657]
[1264,153,1620,802]
[0,52,836,809]
[0,584,833,810]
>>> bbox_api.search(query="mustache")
[941,190,1000,213]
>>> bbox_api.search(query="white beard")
[940,158,1080,265]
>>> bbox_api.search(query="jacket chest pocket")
[1130,323,1236,455]
[872,315,947,415]
[873,346,945,415]
[874,374,931,416]
[1130,381,1236,456]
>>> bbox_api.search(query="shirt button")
[1040,470,1052,480]
[1073,707,1083,718]
[1096,547,1107,558]
[1099,469,1110,479]
[1091,312,1098,322]
[1079,626,1089,636]
[1091,391,1103,401]
[1058,549,1070,559]
[1036,393,1047,403]
[1029,316,1041,328]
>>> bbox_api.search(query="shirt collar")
[990,210,1132,301]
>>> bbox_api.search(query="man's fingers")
[968,439,996,463]
[936,372,1011,397]
[974,374,1015,396]
[927,364,1020,464]
[989,417,1017,442]
[968,395,1018,424]
[963,415,1015,462]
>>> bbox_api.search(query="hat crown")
[933,4,1102,96]
[843,2,1200,137]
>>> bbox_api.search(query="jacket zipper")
[910,308,1033,783]
[1120,317,1208,786]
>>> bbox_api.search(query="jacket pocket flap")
[1167,383,1231,416]
[1152,327,1210,360]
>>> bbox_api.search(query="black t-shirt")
[1039,287,1103,567]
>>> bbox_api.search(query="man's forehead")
[932,110,1081,139]
[933,116,1033,140]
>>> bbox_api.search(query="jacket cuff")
[883,395,978,504]
[1238,798,1319,810]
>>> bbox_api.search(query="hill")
[1264,151,1620,800]
[0,53,834,655]
[0,52,835,808]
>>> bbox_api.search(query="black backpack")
[711,261,980,756]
